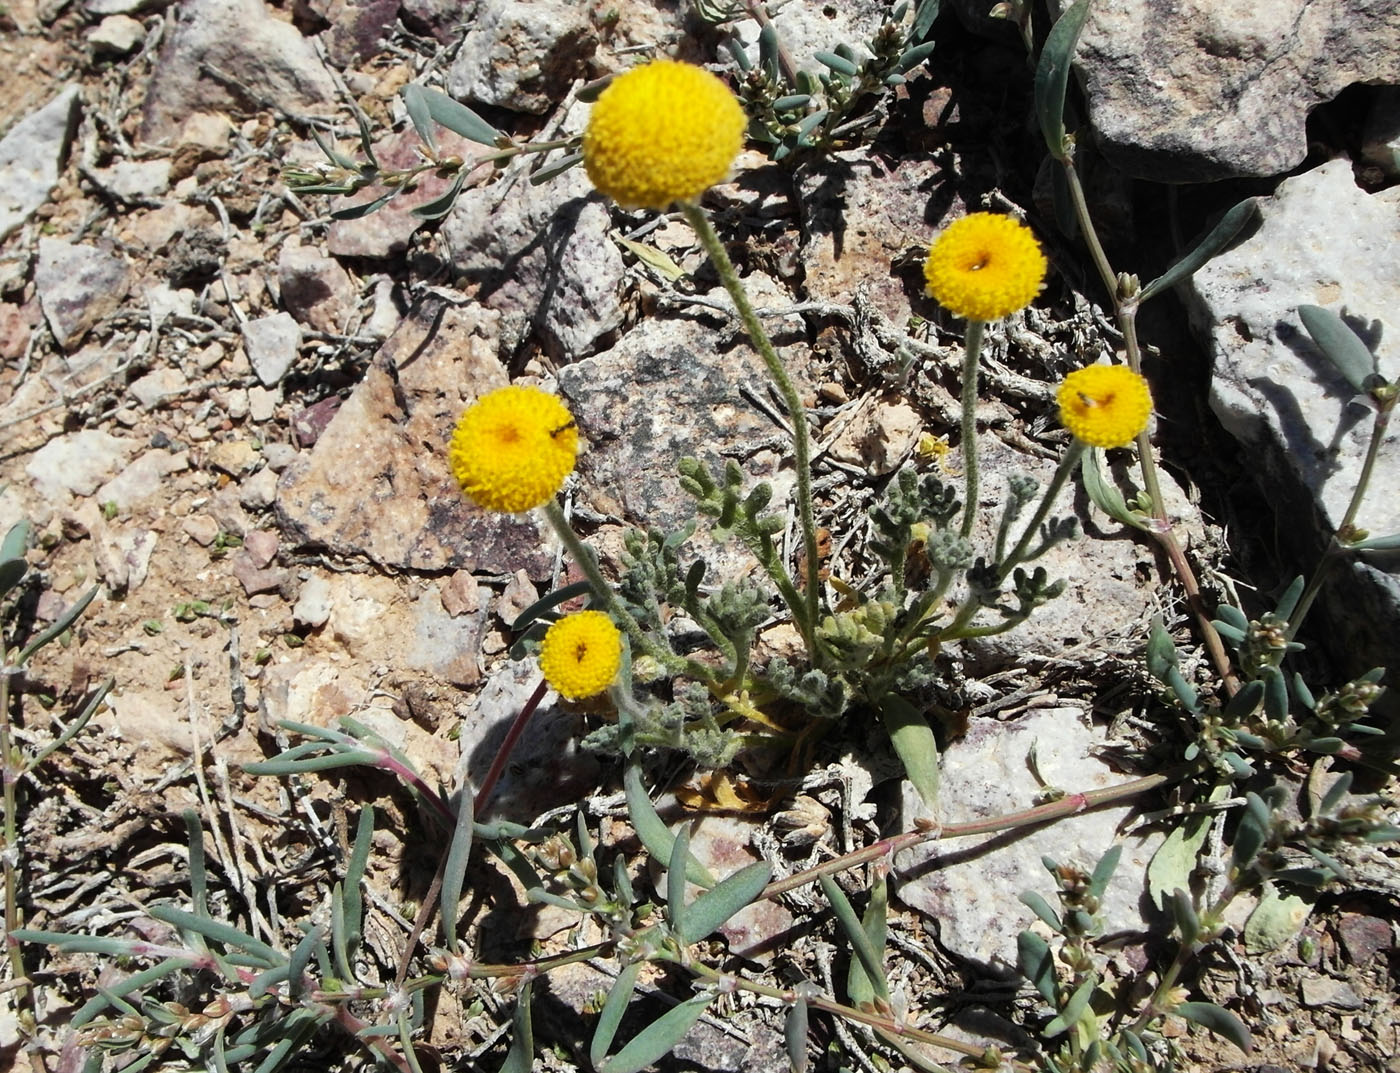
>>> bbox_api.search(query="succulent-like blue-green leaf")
[667,821,692,934]
[149,906,282,968]
[1034,0,1090,159]
[591,962,642,1069]
[1017,930,1057,1004]
[624,763,716,889]
[677,861,771,945]
[499,979,536,1073]
[1349,532,1400,551]
[0,519,29,596]
[819,874,889,1005]
[1170,888,1200,946]
[1088,844,1122,900]
[1274,575,1306,623]
[1175,1001,1252,1053]
[421,86,503,147]
[1298,305,1379,395]
[1080,449,1149,531]
[1138,199,1260,304]
[784,996,809,1073]
[880,693,940,810]
[814,51,860,77]
[1019,890,1063,932]
[1261,666,1289,722]
[401,82,438,154]
[1222,679,1264,721]
[599,994,716,1073]
[1043,973,1097,1037]
[912,0,940,39]
[440,786,475,951]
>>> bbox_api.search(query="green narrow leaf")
[846,869,888,1010]
[1019,890,1062,932]
[421,86,503,146]
[667,822,691,937]
[1043,973,1098,1038]
[1297,305,1379,395]
[1138,199,1260,303]
[785,996,810,1073]
[182,810,209,919]
[590,963,642,1069]
[17,584,98,664]
[68,959,186,1028]
[896,40,937,73]
[330,190,397,221]
[1273,575,1305,623]
[880,694,939,810]
[1087,844,1122,900]
[1080,449,1149,530]
[676,861,771,945]
[613,854,635,906]
[342,806,374,961]
[286,925,322,1000]
[499,979,536,1073]
[0,519,29,596]
[1017,931,1057,1005]
[27,677,111,769]
[1170,888,1200,947]
[1034,0,1090,159]
[623,762,716,888]
[411,166,468,221]
[309,125,360,171]
[148,906,282,967]
[1318,771,1354,815]
[599,995,715,1073]
[818,874,889,1005]
[440,786,475,951]
[400,83,438,154]
[1175,1001,1252,1053]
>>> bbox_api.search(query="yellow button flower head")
[582,59,747,210]
[1057,365,1153,449]
[539,611,623,700]
[449,385,578,513]
[923,212,1048,322]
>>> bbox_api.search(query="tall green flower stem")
[1058,155,1238,694]
[680,201,822,656]
[1286,387,1396,640]
[958,319,986,540]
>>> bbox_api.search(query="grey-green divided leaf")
[1016,930,1057,1005]
[1034,0,1090,159]
[599,994,715,1073]
[676,861,771,945]
[880,693,940,810]
[590,962,642,1070]
[1298,305,1379,395]
[1138,199,1260,304]
[1176,1001,1252,1053]
[1080,449,1149,530]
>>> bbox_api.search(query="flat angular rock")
[0,87,79,243]
[1048,0,1400,181]
[140,0,337,143]
[1185,159,1400,677]
[276,300,556,578]
[895,706,1162,970]
[26,429,137,501]
[242,312,301,387]
[446,0,596,115]
[442,167,624,361]
[35,238,132,351]
[278,244,356,332]
[89,14,146,55]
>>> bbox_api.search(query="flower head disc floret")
[582,59,746,211]
[923,212,1048,322]
[539,611,622,700]
[1057,365,1154,449]
[449,386,578,513]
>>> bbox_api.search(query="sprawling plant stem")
[680,201,823,656]
[1058,155,1238,694]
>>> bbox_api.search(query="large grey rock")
[1048,0,1400,181]
[35,238,133,351]
[140,0,337,143]
[1185,159,1400,675]
[442,167,624,362]
[0,87,79,242]
[896,706,1163,971]
[26,430,138,501]
[275,300,556,579]
[445,0,596,115]
[278,244,356,333]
